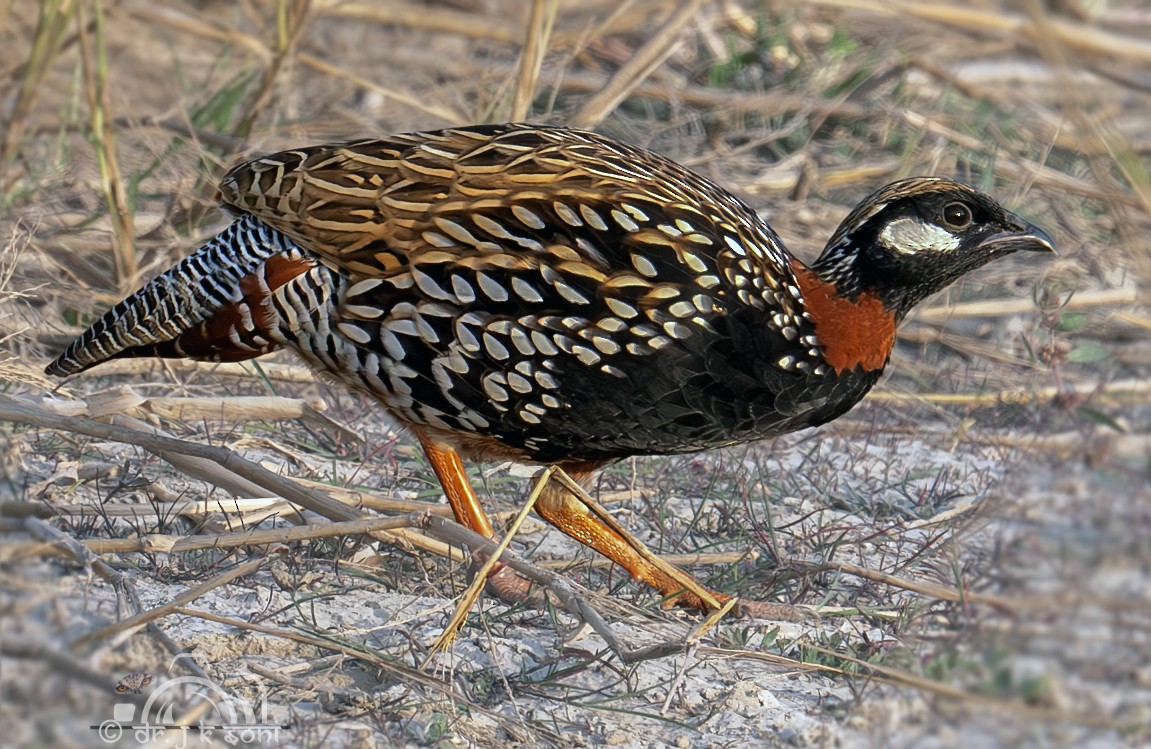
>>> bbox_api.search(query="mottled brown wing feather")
[218,125,794,274]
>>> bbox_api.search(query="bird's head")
[812,177,1055,318]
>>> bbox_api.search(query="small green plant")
[1026,285,1124,433]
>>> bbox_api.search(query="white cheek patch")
[878,217,962,255]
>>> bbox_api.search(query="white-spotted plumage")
[47,123,1053,472]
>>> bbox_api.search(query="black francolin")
[46,123,1054,613]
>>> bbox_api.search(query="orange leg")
[415,434,532,600]
[417,434,495,538]
[534,466,728,611]
[415,437,733,612]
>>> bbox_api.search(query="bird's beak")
[985,213,1057,255]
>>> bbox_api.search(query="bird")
[45,123,1054,614]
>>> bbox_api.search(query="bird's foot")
[661,588,817,622]
[477,562,546,607]
[733,598,819,621]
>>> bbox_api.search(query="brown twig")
[168,606,476,699]
[324,1,521,44]
[871,378,1149,406]
[158,513,427,554]
[914,288,1137,322]
[0,0,77,169]
[77,0,136,290]
[0,398,362,522]
[511,0,558,121]
[570,0,709,129]
[232,0,312,141]
[296,53,463,123]
[73,556,270,648]
[814,0,1151,65]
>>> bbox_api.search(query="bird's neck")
[808,240,928,322]
[790,259,897,375]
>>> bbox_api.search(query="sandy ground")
[3,385,1148,747]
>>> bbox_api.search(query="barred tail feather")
[45,216,313,377]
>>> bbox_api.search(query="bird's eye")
[941,202,973,230]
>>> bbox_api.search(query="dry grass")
[1,1,1149,747]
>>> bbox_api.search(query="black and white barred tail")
[45,216,312,377]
